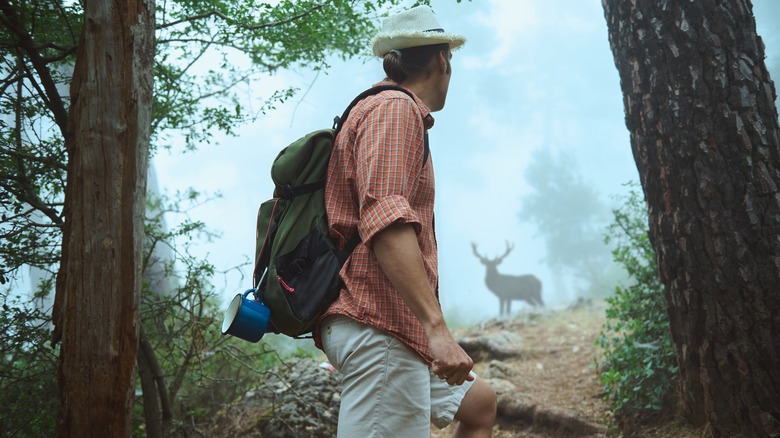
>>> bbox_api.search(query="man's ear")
[434,50,445,74]
[440,50,452,75]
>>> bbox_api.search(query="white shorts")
[321,315,475,438]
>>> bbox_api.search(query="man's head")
[371,6,465,111]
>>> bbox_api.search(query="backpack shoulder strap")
[332,85,430,167]
[423,131,429,168]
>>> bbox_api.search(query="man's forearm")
[371,222,446,334]
[372,221,474,383]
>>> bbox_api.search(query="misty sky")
[152,0,779,324]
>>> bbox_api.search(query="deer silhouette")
[471,241,544,316]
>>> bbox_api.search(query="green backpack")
[253,85,429,338]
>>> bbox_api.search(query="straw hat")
[371,6,466,57]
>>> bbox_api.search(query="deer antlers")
[471,242,486,263]
[495,241,514,263]
[471,241,514,264]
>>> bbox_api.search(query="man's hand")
[372,222,475,385]
[427,324,475,386]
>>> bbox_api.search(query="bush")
[596,183,678,422]
[135,190,286,436]
[0,291,59,437]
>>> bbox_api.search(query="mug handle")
[243,288,262,302]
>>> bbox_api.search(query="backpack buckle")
[287,259,308,276]
[279,184,295,199]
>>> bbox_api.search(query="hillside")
[204,301,697,437]
[436,301,609,437]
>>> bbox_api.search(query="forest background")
[1,0,779,436]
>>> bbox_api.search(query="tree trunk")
[138,345,163,438]
[602,0,780,436]
[52,0,155,436]
[138,327,173,437]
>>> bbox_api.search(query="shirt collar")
[374,80,435,129]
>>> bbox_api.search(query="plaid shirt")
[314,81,437,362]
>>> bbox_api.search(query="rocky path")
[206,301,611,437]
[435,302,610,437]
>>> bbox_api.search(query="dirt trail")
[433,302,611,437]
[203,301,613,437]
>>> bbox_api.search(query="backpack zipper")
[278,276,295,293]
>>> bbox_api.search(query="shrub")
[596,183,678,422]
[0,291,59,437]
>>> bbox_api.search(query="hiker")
[314,6,497,437]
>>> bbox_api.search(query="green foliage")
[1,0,423,283]
[0,290,59,437]
[1,0,436,434]
[137,190,286,434]
[151,0,428,151]
[596,183,678,419]
[1,2,74,287]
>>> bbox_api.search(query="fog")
[151,0,779,325]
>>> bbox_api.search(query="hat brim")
[371,32,466,57]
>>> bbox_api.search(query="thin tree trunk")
[138,344,163,438]
[138,327,173,437]
[602,0,780,436]
[53,0,155,436]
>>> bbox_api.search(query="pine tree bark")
[602,1,780,436]
[52,0,155,436]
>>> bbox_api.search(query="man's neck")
[403,77,441,112]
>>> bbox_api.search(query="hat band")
[424,28,445,33]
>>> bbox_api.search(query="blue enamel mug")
[221,289,271,342]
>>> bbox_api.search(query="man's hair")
[382,43,450,84]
